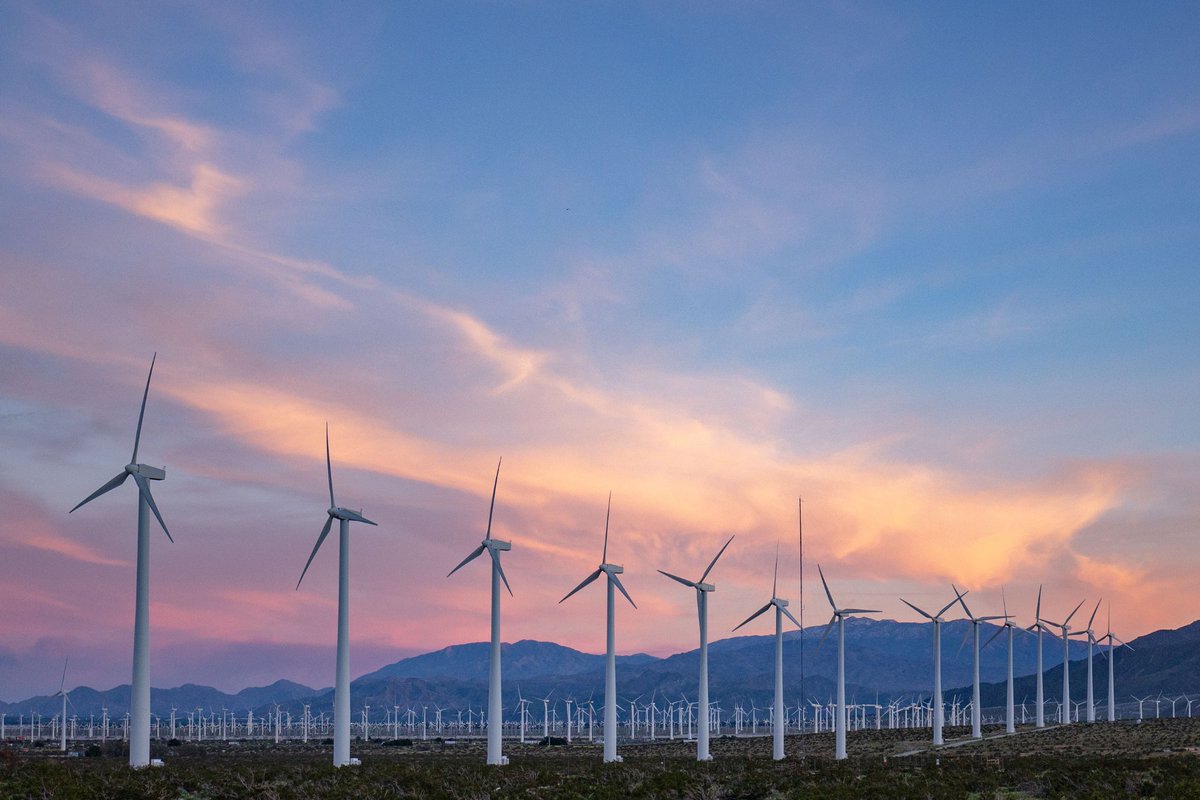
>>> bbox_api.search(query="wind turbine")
[1040,597,1085,726]
[1068,599,1102,723]
[295,425,377,767]
[69,354,172,768]
[55,658,71,752]
[448,458,513,766]
[817,565,880,760]
[1099,604,1133,722]
[1025,585,1056,728]
[559,492,636,763]
[658,534,735,761]
[899,591,962,746]
[982,587,1026,733]
[953,585,1008,738]
[733,543,801,761]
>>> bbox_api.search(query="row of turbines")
[63,356,1134,769]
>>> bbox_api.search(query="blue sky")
[0,1,1197,700]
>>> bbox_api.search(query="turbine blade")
[1064,598,1086,625]
[953,585,973,619]
[772,541,779,599]
[1087,598,1101,631]
[956,625,971,658]
[447,544,486,578]
[59,657,69,693]
[840,608,880,614]
[342,510,377,526]
[325,424,335,508]
[657,569,697,588]
[559,569,602,604]
[485,458,501,541]
[813,615,835,659]
[1002,584,1008,619]
[133,473,173,542]
[602,492,611,564]
[699,534,735,584]
[732,601,772,632]
[296,515,334,589]
[900,598,933,620]
[938,592,964,618]
[817,563,837,611]
[780,604,802,630]
[1035,584,1042,619]
[610,572,637,609]
[131,353,156,464]
[489,547,513,596]
[69,471,129,513]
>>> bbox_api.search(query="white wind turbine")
[1025,585,1057,728]
[981,587,1027,733]
[817,565,880,760]
[953,585,1008,739]
[55,659,71,752]
[1040,597,1085,726]
[732,544,801,761]
[899,591,962,746]
[295,425,378,767]
[69,354,172,768]
[1099,605,1133,722]
[559,493,636,763]
[1068,600,1102,723]
[658,534,735,762]
[448,459,514,766]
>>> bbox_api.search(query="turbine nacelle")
[487,538,513,552]
[601,563,624,575]
[126,463,166,481]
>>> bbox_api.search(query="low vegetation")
[2,719,1198,798]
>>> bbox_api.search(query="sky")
[0,1,1198,701]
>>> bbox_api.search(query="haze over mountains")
[5,619,1196,720]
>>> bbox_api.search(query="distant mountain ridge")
[4,619,1194,720]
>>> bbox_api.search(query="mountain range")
[4,618,1196,721]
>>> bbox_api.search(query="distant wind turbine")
[982,587,1027,733]
[1099,603,1133,722]
[1068,599,1102,723]
[69,354,172,768]
[559,492,636,763]
[295,425,377,767]
[1040,597,1085,726]
[1025,585,1056,728]
[448,459,513,766]
[659,534,735,761]
[900,590,961,746]
[818,565,880,759]
[954,585,1008,739]
[55,658,71,752]
[733,543,801,761]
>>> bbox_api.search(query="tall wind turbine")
[295,425,377,767]
[1069,600,1102,723]
[69,354,172,768]
[55,659,71,752]
[448,459,513,766]
[1025,585,1056,728]
[559,492,637,763]
[817,565,880,760]
[733,544,801,761]
[658,534,735,761]
[899,591,961,746]
[982,587,1026,733]
[1099,604,1133,722]
[953,585,1008,739]
[1041,598,1085,725]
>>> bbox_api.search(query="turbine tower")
[295,425,377,767]
[953,585,1008,739]
[55,659,71,752]
[818,564,880,760]
[899,591,961,746]
[559,492,637,763]
[448,459,513,766]
[733,544,801,761]
[1068,600,1102,723]
[69,354,172,768]
[658,534,735,761]
[1040,598,1085,725]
